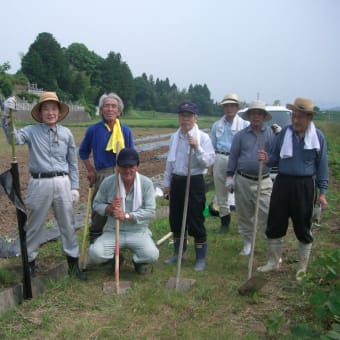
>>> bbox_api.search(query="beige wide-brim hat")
[31,92,69,123]
[286,97,316,114]
[242,100,272,122]
[219,93,239,106]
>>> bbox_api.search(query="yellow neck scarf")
[105,119,125,153]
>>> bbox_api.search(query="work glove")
[71,189,80,204]
[3,96,16,118]
[225,177,234,193]
[271,123,282,135]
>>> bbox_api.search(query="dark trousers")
[266,174,316,243]
[90,167,115,238]
[169,174,207,243]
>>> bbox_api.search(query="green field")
[0,117,339,339]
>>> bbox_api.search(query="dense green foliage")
[1,32,220,115]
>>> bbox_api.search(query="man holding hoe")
[2,92,86,280]
[257,97,328,280]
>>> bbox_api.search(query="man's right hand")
[225,177,234,193]
[87,168,96,186]
[3,96,16,118]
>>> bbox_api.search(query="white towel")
[118,172,142,211]
[216,115,244,138]
[167,124,200,162]
[280,122,320,159]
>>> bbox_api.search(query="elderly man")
[210,93,249,233]
[257,97,328,280]
[88,148,159,275]
[163,102,215,271]
[1,93,85,280]
[227,100,275,256]
[79,93,134,243]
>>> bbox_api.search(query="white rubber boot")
[296,242,312,281]
[240,240,251,256]
[257,238,282,272]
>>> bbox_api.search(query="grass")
[0,118,339,338]
[0,181,339,338]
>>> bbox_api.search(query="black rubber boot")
[215,215,231,234]
[29,260,36,277]
[66,256,87,281]
[132,259,148,275]
[194,242,207,271]
[164,238,187,264]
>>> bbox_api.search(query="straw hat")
[242,100,272,122]
[31,92,69,122]
[286,97,316,114]
[219,93,239,106]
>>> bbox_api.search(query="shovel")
[103,143,132,295]
[79,186,92,270]
[238,160,267,295]
[166,146,196,291]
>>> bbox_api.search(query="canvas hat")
[286,97,316,114]
[219,93,239,106]
[177,102,199,115]
[117,148,140,166]
[31,92,69,123]
[242,100,272,121]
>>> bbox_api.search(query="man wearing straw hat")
[88,148,159,274]
[257,97,328,280]
[227,100,275,256]
[210,93,249,234]
[1,92,86,280]
[79,93,134,244]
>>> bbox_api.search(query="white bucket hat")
[219,93,239,106]
[242,100,272,121]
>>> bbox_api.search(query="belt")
[31,172,68,179]
[172,174,203,179]
[215,151,230,156]
[237,170,269,181]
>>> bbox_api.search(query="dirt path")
[0,127,174,239]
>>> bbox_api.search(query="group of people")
[209,94,328,280]
[1,89,328,282]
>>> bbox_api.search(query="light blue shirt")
[2,119,79,189]
[93,173,155,233]
[210,116,249,152]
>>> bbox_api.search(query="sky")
[2,0,339,109]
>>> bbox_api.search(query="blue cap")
[117,148,140,166]
[177,102,198,115]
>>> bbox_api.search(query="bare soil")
[0,127,173,240]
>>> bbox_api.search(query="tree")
[65,43,103,87]
[188,84,214,115]
[0,62,13,97]
[100,52,135,111]
[134,74,155,110]
[21,32,68,91]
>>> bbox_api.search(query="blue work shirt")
[79,119,134,170]
[227,125,275,176]
[267,125,328,194]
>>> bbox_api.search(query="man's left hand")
[71,190,80,204]
[319,194,328,210]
